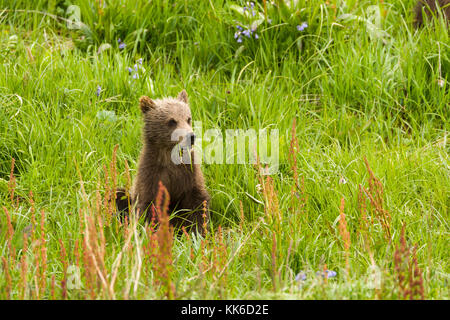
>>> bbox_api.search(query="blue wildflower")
[254,33,259,39]
[316,270,337,278]
[295,272,307,281]
[295,269,337,283]
[234,32,240,39]
[134,64,138,71]
[117,38,126,49]
[96,85,101,97]
[237,37,243,43]
[250,2,254,9]
[236,25,243,31]
[128,67,133,74]
[132,73,139,79]
[242,29,251,38]
[137,58,143,65]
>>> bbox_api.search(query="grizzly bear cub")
[116,90,210,234]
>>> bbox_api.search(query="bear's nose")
[190,133,196,145]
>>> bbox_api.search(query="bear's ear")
[177,89,189,104]
[139,96,156,114]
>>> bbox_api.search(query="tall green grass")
[0,0,448,299]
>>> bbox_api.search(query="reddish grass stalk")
[363,157,391,241]
[153,181,175,299]
[50,275,56,300]
[181,226,195,261]
[258,172,281,231]
[81,231,96,299]
[74,239,80,270]
[408,246,425,300]
[239,200,245,232]
[2,256,12,299]
[110,223,133,296]
[59,239,68,299]
[208,226,228,290]
[96,214,107,277]
[8,158,17,207]
[255,156,281,229]
[84,211,111,298]
[3,206,14,242]
[77,158,115,299]
[202,200,208,236]
[393,223,425,300]
[39,210,48,296]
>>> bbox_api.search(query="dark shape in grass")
[414,0,450,27]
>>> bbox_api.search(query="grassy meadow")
[0,0,448,300]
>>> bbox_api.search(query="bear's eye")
[168,119,177,127]
[187,117,191,125]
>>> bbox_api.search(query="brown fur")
[414,0,450,27]
[116,90,210,234]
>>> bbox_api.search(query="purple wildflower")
[96,85,101,97]
[237,37,243,43]
[132,73,139,79]
[297,22,308,32]
[236,25,243,31]
[119,42,126,49]
[137,58,143,64]
[128,67,133,74]
[234,32,240,39]
[295,272,307,282]
[242,29,251,38]
[316,270,337,278]
[254,33,259,39]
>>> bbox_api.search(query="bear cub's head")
[139,90,195,149]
